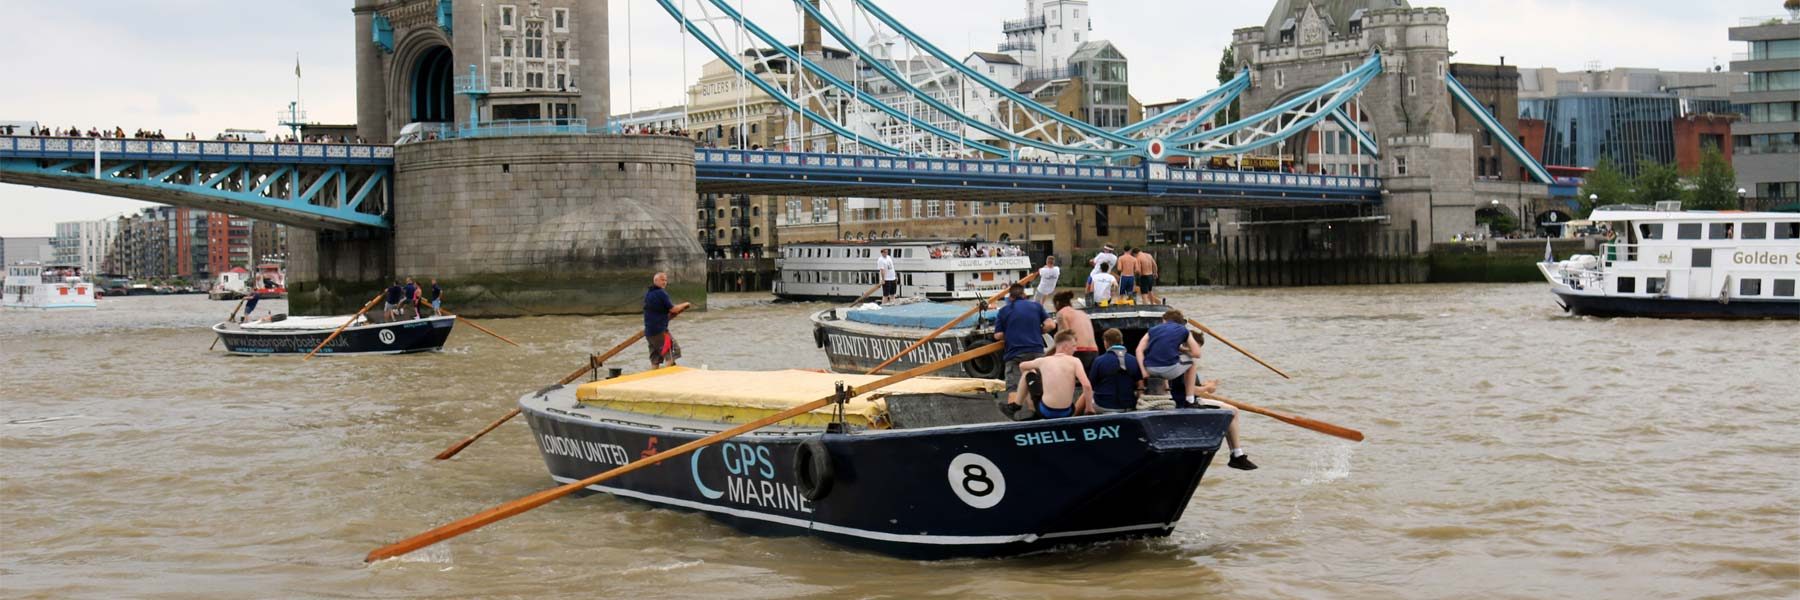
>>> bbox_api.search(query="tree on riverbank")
[1684,147,1737,210]
[1216,47,1241,126]
[1578,157,1632,216]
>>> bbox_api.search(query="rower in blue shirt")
[994,284,1056,419]
[1087,328,1141,413]
[644,272,682,369]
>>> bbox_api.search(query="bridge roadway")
[0,135,1381,230]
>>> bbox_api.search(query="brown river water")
[2,284,1795,599]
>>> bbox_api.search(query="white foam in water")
[619,559,704,575]
[1301,443,1355,485]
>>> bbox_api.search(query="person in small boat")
[1090,244,1117,280]
[402,277,420,319]
[995,284,1056,418]
[1088,328,1142,414]
[1052,291,1098,371]
[383,281,404,322]
[877,249,897,304]
[644,272,682,369]
[1087,262,1119,306]
[1036,255,1060,299]
[1137,310,1256,470]
[1014,330,1095,420]
[428,278,443,316]
[1116,246,1139,301]
[240,290,261,323]
[1133,248,1160,305]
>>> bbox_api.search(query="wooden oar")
[1186,319,1291,380]
[1197,391,1363,442]
[845,281,883,307]
[208,295,249,350]
[302,292,386,361]
[865,272,1036,375]
[367,341,1002,563]
[418,301,520,348]
[432,302,692,461]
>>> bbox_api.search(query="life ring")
[813,326,829,348]
[962,342,1003,379]
[794,437,835,501]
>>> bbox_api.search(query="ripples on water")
[1,287,1795,599]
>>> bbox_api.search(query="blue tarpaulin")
[845,302,996,329]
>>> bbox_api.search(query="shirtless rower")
[1014,330,1095,420]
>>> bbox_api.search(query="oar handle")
[846,281,883,307]
[1198,391,1363,442]
[210,296,250,350]
[368,343,1002,562]
[865,272,1036,375]
[1187,319,1291,379]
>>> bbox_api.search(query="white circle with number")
[378,329,396,345]
[947,453,1006,509]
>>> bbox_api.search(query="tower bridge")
[1,0,1566,315]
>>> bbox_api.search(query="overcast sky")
[0,0,1770,237]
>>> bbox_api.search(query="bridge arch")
[388,31,455,130]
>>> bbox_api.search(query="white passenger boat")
[2,262,98,310]
[774,239,1033,302]
[1538,205,1799,319]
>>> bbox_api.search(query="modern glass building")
[1519,93,1680,176]
[1729,16,1800,207]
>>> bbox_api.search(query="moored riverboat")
[810,299,1171,378]
[520,367,1234,559]
[210,314,456,355]
[774,239,1032,302]
[1539,205,1799,319]
[3,263,97,310]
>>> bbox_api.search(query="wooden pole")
[1198,391,1363,442]
[1186,318,1291,380]
[864,272,1035,375]
[301,292,386,361]
[845,281,883,307]
[208,295,249,350]
[419,301,521,348]
[367,342,1004,562]
[431,303,691,461]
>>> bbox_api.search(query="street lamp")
[1737,187,1747,210]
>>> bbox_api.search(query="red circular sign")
[1147,139,1166,160]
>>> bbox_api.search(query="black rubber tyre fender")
[813,326,829,348]
[962,341,1003,379]
[793,437,835,501]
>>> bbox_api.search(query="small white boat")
[2,262,97,310]
[1538,204,1799,319]
[774,239,1033,302]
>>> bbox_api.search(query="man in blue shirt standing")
[644,272,682,369]
[1136,309,1256,470]
[994,284,1056,419]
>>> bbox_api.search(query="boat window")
[1647,278,1666,294]
[1617,276,1636,294]
[1774,279,1796,297]
[1708,223,1733,239]
[1692,248,1712,268]
[1639,223,1662,240]
[1677,223,1702,240]
[1739,278,1761,297]
[1776,222,1799,240]
[1742,222,1768,239]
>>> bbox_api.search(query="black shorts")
[1003,352,1045,394]
[882,280,898,296]
[647,331,681,364]
[1137,274,1156,293]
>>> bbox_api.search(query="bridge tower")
[290,0,703,316]
[1229,0,1540,252]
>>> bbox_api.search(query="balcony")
[997,40,1035,53]
[1002,16,1045,33]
